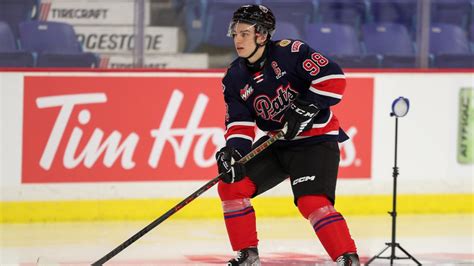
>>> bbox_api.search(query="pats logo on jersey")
[278,40,291,47]
[240,84,254,101]
[254,84,298,122]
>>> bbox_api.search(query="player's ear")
[256,32,268,45]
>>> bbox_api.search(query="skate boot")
[336,252,360,266]
[227,247,260,266]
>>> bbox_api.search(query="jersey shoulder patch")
[277,39,292,47]
[290,40,304,53]
[274,39,305,53]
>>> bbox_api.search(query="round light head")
[391,97,410,117]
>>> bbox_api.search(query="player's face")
[231,22,259,57]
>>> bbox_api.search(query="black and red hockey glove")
[215,147,246,183]
[282,97,320,140]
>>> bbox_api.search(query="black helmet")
[228,4,276,38]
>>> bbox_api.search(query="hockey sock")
[222,199,258,251]
[297,195,357,261]
[218,178,258,251]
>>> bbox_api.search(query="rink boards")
[0,69,473,222]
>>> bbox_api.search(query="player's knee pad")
[221,198,252,214]
[217,176,256,201]
[297,194,334,219]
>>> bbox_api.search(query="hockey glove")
[282,97,320,140]
[215,147,246,183]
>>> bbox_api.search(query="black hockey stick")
[92,130,284,265]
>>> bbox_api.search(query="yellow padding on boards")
[1,194,472,223]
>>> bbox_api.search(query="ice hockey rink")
[1,1,474,265]
[1,214,472,265]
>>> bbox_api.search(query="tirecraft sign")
[22,75,373,183]
[39,0,150,25]
[75,26,181,54]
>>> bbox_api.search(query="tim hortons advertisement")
[22,75,373,183]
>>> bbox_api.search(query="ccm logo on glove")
[282,97,320,140]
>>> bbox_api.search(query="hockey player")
[215,4,360,266]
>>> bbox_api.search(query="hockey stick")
[92,130,284,265]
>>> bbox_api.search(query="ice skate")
[227,247,260,266]
[336,252,360,266]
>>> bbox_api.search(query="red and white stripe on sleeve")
[309,74,346,100]
[224,121,256,142]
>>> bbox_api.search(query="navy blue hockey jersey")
[222,39,347,155]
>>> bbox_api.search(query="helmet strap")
[245,34,265,60]
[245,40,268,72]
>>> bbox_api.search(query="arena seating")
[431,0,472,29]
[0,0,38,38]
[261,0,314,33]
[0,0,472,69]
[272,21,304,41]
[369,0,418,33]
[184,0,256,52]
[429,23,474,68]
[0,21,34,67]
[317,0,367,27]
[204,0,245,50]
[362,22,416,68]
[470,22,474,50]
[19,21,98,67]
[305,22,378,68]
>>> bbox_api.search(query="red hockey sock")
[223,204,258,250]
[218,178,258,251]
[297,195,357,261]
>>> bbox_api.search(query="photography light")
[391,97,410,117]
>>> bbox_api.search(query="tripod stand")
[366,99,422,265]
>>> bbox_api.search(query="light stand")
[366,97,421,266]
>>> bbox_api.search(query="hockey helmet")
[228,4,276,38]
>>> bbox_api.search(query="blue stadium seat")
[0,21,34,67]
[184,0,258,52]
[362,22,416,68]
[369,0,417,31]
[261,0,314,33]
[182,0,206,52]
[19,21,98,67]
[0,0,38,38]
[470,22,474,50]
[272,21,304,41]
[317,0,367,26]
[203,0,245,49]
[429,23,474,68]
[306,22,378,68]
[306,23,360,55]
[431,0,472,28]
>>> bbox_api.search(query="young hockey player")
[215,4,360,266]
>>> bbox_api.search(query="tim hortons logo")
[339,126,358,168]
[253,85,298,122]
[35,89,225,171]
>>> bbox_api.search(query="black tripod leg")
[396,245,422,265]
[365,244,390,265]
